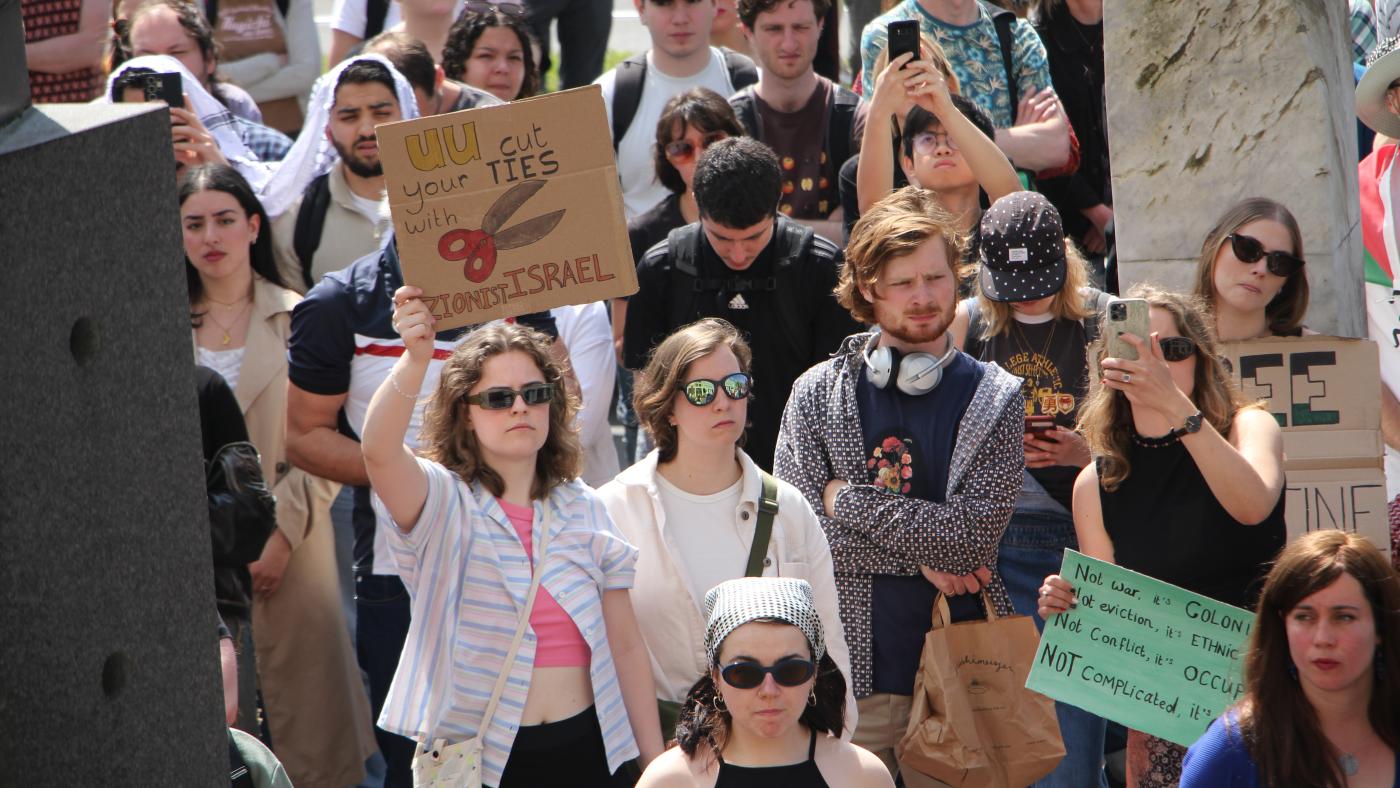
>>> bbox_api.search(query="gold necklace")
[202,300,252,346]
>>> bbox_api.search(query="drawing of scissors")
[438,179,566,283]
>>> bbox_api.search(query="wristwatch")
[1169,410,1203,439]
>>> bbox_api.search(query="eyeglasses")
[1158,336,1197,363]
[463,1,524,15]
[719,657,816,689]
[464,382,555,409]
[912,130,958,154]
[664,132,727,164]
[1227,234,1305,278]
[679,372,751,406]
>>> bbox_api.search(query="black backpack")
[291,172,332,291]
[611,48,759,151]
[664,218,820,361]
[729,83,862,179]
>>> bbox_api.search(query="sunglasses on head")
[679,372,751,407]
[1227,233,1305,278]
[664,132,727,164]
[464,382,554,409]
[463,0,524,14]
[719,657,816,689]
[1158,336,1197,363]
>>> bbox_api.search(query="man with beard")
[622,137,860,471]
[271,58,403,291]
[773,185,1023,786]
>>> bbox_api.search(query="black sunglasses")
[679,372,751,407]
[463,1,524,15]
[664,132,727,163]
[464,382,554,409]
[719,657,816,689]
[1158,336,1197,363]
[1228,233,1305,278]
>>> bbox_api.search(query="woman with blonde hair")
[1193,197,1310,341]
[361,292,663,786]
[1181,530,1400,787]
[597,318,854,742]
[1038,285,1287,787]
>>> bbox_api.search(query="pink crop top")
[498,499,592,668]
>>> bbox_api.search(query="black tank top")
[716,728,830,787]
[1099,432,1286,609]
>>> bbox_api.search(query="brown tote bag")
[897,593,1065,787]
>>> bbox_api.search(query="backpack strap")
[721,47,759,92]
[1081,287,1111,345]
[291,173,332,291]
[986,1,1019,113]
[745,472,780,577]
[611,53,649,152]
[770,218,817,359]
[364,0,389,38]
[825,86,861,181]
[729,87,761,138]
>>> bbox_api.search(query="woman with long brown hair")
[1192,197,1310,341]
[360,301,663,786]
[1180,530,1400,787]
[1037,285,1287,787]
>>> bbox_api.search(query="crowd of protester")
[22,0,1400,785]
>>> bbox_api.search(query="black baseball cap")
[978,191,1067,303]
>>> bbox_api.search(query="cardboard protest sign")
[1221,337,1388,557]
[1026,551,1251,748]
[377,85,637,331]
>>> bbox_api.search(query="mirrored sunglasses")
[719,657,816,689]
[464,382,554,409]
[1158,336,1197,363]
[679,372,751,407]
[664,132,728,164]
[1228,233,1305,278]
[463,1,524,14]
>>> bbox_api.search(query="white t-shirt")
[330,0,400,36]
[655,473,745,607]
[552,302,620,487]
[596,48,739,219]
[196,346,247,392]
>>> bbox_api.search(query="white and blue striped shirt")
[373,458,640,785]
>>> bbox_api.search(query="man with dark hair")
[270,58,403,290]
[730,0,866,242]
[775,185,1022,786]
[363,30,500,115]
[623,137,860,470]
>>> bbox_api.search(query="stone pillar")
[1105,0,1363,336]
[0,0,226,780]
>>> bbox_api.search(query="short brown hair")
[633,319,753,463]
[1193,197,1309,336]
[420,323,581,499]
[837,186,968,325]
[653,88,746,195]
[736,0,831,30]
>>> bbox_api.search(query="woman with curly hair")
[1038,285,1287,787]
[360,292,663,786]
[638,577,891,787]
[441,5,540,102]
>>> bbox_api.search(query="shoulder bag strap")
[988,3,1019,111]
[477,512,554,733]
[745,472,780,577]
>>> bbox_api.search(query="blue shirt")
[856,349,983,694]
[1182,712,1400,787]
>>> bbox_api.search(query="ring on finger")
[1122,372,1132,383]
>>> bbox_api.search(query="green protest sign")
[1025,550,1252,747]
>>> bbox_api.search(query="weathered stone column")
[1105,0,1363,336]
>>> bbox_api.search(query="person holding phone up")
[948,191,1108,788]
[1037,286,1286,788]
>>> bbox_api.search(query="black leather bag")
[207,441,277,567]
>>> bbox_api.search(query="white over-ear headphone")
[863,332,958,396]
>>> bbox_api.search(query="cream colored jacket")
[595,449,857,734]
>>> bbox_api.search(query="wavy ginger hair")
[420,323,580,499]
[1076,285,1255,492]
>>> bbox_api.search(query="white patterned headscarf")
[101,55,271,190]
[259,53,419,219]
[704,578,826,665]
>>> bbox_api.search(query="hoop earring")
[808,690,817,707]
[712,692,727,714]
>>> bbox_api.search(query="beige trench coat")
[196,276,377,787]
